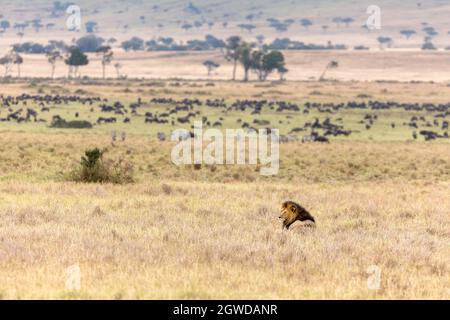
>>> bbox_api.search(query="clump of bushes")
[69,148,134,184]
[50,117,93,129]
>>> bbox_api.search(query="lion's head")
[279,201,315,230]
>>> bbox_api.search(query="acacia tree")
[319,60,338,81]
[251,50,285,81]
[225,36,241,81]
[377,36,393,49]
[181,23,192,32]
[238,42,252,81]
[202,60,219,76]
[0,20,10,32]
[107,37,117,45]
[237,23,256,33]
[422,37,436,50]
[341,17,354,27]
[278,66,288,81]
[400,29,416,39]
[114,62,123,78]
[332,17,342,27]
[46,50,63,79]
[65,46,89,78]
[0,54,12,77]
[10,51,23,77]
[300,18,313,30]
[256,35,265,48]
[96,45,113,79]
[85,21,98,33]
[32,19,43,32]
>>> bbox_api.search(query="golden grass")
[0,180,448,299]
[0,132,449,183]
[0,132,448,299]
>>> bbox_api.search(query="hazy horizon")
[0,0,448,50]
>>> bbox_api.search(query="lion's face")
[279,201,298,228]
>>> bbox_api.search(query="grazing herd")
[0,93,449,142]
[0,94,101,124]
[406,115,449,140]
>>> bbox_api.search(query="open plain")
[0,78,449,299]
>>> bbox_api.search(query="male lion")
[279,201,315,230]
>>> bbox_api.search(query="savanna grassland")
[0,79,449,299]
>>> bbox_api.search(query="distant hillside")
[0,0,449,50]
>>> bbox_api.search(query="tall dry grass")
[0,180,448,299]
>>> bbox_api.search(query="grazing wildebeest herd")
[0,93,449,142]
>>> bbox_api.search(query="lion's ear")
[291,205,296,213]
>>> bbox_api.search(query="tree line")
[202,36,287,81]
[0,45,120,79]
[224,36,287,81]
[0,35,289,81]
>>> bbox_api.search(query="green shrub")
[74,89,89,95]
[69,148,134,184]
[50,118,93,129]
